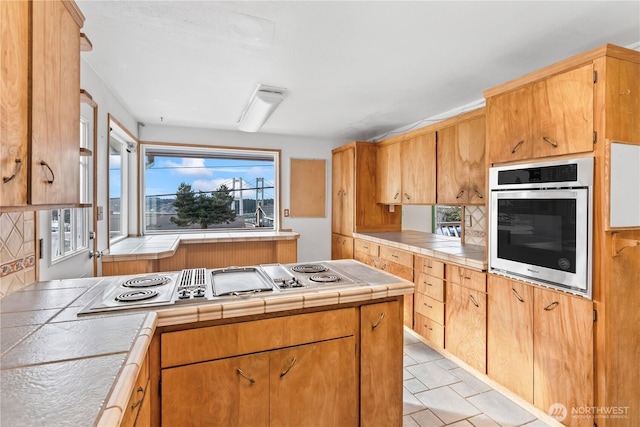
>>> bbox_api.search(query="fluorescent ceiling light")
[238,85,286,132]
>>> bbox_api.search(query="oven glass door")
[490,189,590,294]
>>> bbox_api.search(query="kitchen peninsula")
[0,259,413,426]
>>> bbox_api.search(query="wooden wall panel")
[102,260,157,276]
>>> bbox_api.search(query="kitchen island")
[0,260,413,426]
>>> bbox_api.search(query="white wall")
[402,205,432,233]
[140,125,343,262]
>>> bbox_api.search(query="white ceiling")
[78,1,640,142]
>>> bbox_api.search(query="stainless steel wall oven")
[489,157,593,298]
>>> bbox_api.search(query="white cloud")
[162,158,213,177]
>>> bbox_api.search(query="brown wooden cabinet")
[486,64,594,164]
[0,0,84,209]
[376,245,414,327]
[331,233,353,260]
[413,255,445,348]
[121,353,150,427]
[353,238,379,266]
[0,0,29,207]
[436,111,486,205]
[331,142,401,260]
[487,275,594,427]
[360,300,403,427]
[376,132,437,205]
[445,266,487,373]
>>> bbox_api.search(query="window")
[433,205,462,238]
[141,145,278,233]
[109,132,128,243]
[50,119,90,262]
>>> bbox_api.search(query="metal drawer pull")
[394,192,400,200]
[475,190,484,199]
[280,357,297,378]
[372,312,386,330]
[2,159,22,183]
[130,387,144,410]
[424,264,432,269]
[404,193,411,200]
[511,140,525,153]
[391,254,398,258]
[544,301,559,311]
[424,303,433,309]
[236,368,255,384]
[469,295,479,307]
[40,160,55,184]
[423,281,432,287]
[425,325,433,331]
[456,190,465,199]
[542,136,558,148]
[511,288,524,303]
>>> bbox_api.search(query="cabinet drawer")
[414,313,445,348]
[377,259,414,281]
[354,239,379,257]
[161,308,357,368]
[414,293,445,325]
[415,255,445,278]
[446,265,486,292]
[121,354,149,427]
[415,272,445,302]
[379,246,413,268]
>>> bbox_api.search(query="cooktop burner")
[122,275,172,288]
[309,274,341,283]
[115,289,159,302]
[291,264,328,274]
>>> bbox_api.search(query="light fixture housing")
[238,85,286,132]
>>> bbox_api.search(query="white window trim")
[109,133,129,244]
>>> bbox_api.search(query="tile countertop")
[0,259,413,426]
[103,230,300,261]
[354,230,487,271]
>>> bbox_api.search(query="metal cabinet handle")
[423,302,433,309]
[130,387,144,410]
[424,264,432,269]
[469,294,480,308]
[474,189,484,199]
[511,140,525,154]
[511,288,524,303]
[424,324,433,331]
[542,136,558,148]
[40,160,55,184]
[543,301,559,311]
[404,193,411,200]
[2,159,22,183]
[372,312,386,330]
[423,281,432,287]
[280,357,297,378]
[236,368,256,384]
[393,192,400,200]
[456,190,465,199]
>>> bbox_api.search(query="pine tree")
[171,182,236,228]
[171,182,198,227]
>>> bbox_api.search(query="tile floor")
[403,330,554,427]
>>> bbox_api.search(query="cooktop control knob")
[178,289,191,299]
[193,288,205,298]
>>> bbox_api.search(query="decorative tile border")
[1,255,35,278]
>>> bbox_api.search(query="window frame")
[139,143,280,234]
[108,132,129,244]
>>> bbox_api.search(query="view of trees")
[171,182,236,229]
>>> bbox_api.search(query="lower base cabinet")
[121,354,150,427]
[487,275,594,427]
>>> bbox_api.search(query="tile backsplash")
[0,212,36,298]
[463,206,486,246]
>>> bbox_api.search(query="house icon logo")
[548,403,568,421]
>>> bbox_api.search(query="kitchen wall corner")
[463,206,486,246]
[0,211,36,298]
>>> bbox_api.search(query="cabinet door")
[401,132,436,204]
[331,150,344,234]
[31,0,80,205]
[446,282,487,373]
[487,275,534,403]
[270,337,357,427]
[486,86,533,164]
[532,64,594,159]
[459,116,486,204]
[331,233,353,260]
[533,287,593,426]
[436,125,467,204]
[162,353,270,427]
[361,300,403,427]
[376,141,402,204]
[332,149,354,236]
[0,0,29,207]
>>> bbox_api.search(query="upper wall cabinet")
[436,111,486,205]
[377,132,437,205]
[1,0,84,209]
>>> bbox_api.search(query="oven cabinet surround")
[436,109,486,205]
[487,275,594,427]
[376,131,437,205]
[0,0,84,208]
[159,300,403,427]
[485,44,640,427]
[101,234,299,276]
[331,142,401,260]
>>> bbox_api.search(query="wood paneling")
[102,259,158,276]
[401,132,437,204]
[446,282,487,373]
[376,141,402,204]
[604,57,640,143]
[290,158,325,217]
[360,300,403,427]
